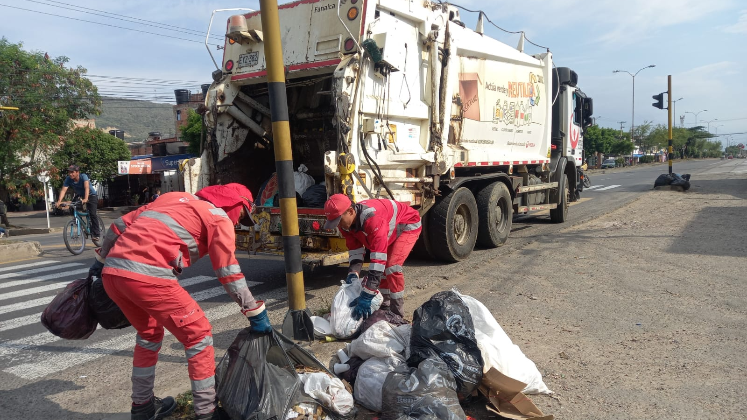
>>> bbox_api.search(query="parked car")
[601,158,616,169]
[727,155,733,159]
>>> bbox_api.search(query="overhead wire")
[447,3,549,51]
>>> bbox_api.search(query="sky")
[1,0,746,149]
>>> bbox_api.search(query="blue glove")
[345,272,359,284]
[89,259,104,279]
[246,301,272,333]
[349,288,377,320]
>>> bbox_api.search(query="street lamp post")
[36,172,50,229]
[613,64,655,165]
[713,124,724,136]
[684,109,708,126]
[704,119,719,133]
[672,97,683,127]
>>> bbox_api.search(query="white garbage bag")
[348,320,411,360]
[329,278,383,339]
[298,372,354,415]
[455,290,551,394]
[353,355,405,412]
[293,164,315,196]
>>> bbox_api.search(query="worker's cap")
[323,194,352,230]
[67,165,80,172]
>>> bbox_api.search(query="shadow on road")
[0,379,117,420]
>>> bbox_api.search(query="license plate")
[237,52,259,69]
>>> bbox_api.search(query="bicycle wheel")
[63,218,86,255]
[91,216,106,247]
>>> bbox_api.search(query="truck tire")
[428,187,478,262]
[550,174,569,223]
[476,181,513,248]
[411,211,434,260]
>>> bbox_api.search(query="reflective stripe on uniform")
[385,265,403,275]
[132,365,156,377]
[139,210,200,263]
[185,336,213,359]
[215,264,241,278]
[387,200,398,238]
[360,206,376,224]
[209,208,228,218]
[223,277,249,293]
[107,258,176,280]
[348,247,365,262]
[136,334,162,352]
[191,376,215,391]
[397,221,422,237]
[379,288,391,295]
[113,217,127,233]
[389,290,405,299]
[370,252,387,261]
[369,262,386,272]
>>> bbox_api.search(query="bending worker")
[89,184,269,420]
[323,194,421,319]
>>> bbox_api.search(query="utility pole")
[617,121,626,138]
[614,64,656,165]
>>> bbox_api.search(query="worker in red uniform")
[323,194,421,319]
[88,184,269,420]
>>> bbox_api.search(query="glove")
[349,287,377,320]
[89,248,106,279]
[345,272,359,284]
[246,301,272,333]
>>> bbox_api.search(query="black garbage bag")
[88,276,131,329]
[41,277,97,340]
[655,173,690,190]
[381,357,466,420]
[408,291,483,400]
[301,184,327,208]
[216,329,354,420]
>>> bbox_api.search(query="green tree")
[583,125,619,158]
[50,127,131,188]
[180,109,203,155]
[610,138,635,156]
[0,38,100,204]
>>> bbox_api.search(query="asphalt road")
[0,158,737,419]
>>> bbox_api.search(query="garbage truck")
[193,0,594,266]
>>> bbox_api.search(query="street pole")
[614,65,655,166]
[672,98,683,130]
[667,76,673,175]
[259,0,313,341]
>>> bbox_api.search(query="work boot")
[195,407,230,420]
[131,396,176,420]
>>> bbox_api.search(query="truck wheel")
[476,181,513,248]
[550,174,569,223]
[429,187,478,262]
[411,211,434,260]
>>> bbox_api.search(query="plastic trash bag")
[329,278,384,339]
[409,291,483,400]
[381,357,466,420]
[299,372,354,415]
[654,173,691,190]
[88,276,131,329]
[301,184,328,208]
[294,164,316,196]
[348,321,411,361]
[353,355,405,412]
[455,290,550,395]
[41,277,97,340]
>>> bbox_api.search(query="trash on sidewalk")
[41,277,97,340]
[216,329,354,420]
[381,356,466,420]
[353,355,405,412]
[89,276,131,330]
[329,277,383,339]
[310,315,333,338]
[360,309,409,334]
[654,173,691,190]
[299,372,354,415]
[348,320,411,361]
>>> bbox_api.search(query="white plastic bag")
[455,290,551,394]
[293,164,315,196]
[329,278,383,339]
[348,321,411,360]
[353,355,405,412]
[299,372,354,415]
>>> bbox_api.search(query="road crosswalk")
[584,184,621,192]
[0,260,283,381]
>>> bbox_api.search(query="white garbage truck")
[194,0,594,266]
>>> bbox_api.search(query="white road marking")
[594,185,622,191]
[0,260,59,274]
[585,185,602,190]
[0,269,90,298]
[0,263,84,281]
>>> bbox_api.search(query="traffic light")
[652,93,666,110]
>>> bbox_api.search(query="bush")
[639,155,655,164]
[615,158,625,167]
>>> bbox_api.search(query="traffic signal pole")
[259,0,313,341]
[667,76,673,175]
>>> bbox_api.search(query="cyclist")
[55,165,100,242]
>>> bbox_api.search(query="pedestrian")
[323,194,421,320]
[88,183,267,420]
[151,189,161,202]
[0,198,9,227]
[141,187,151,205]
[56,165,100,241]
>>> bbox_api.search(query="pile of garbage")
[654,173,691,190]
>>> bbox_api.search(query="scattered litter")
[348,321,410,361]
[310,316,332,338]
[299,372,354,415]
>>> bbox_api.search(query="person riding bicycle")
[56,165,100,242]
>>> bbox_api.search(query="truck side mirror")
[582,97,593,117]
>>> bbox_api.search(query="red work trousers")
[103,274,217,416]
[379,230,420,317]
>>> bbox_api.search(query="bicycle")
[59,200,106,255]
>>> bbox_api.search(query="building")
[173,91,205,139]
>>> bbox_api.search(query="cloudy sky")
[2,0,745,148]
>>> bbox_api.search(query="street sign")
[738,143,745,149]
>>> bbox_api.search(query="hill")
[94,98,175,142]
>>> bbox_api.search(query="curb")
[6,227,63,237]
[0,240,43,261]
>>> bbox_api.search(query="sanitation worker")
[88,184,269,420]
[323,194,421,319]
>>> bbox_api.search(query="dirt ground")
[303,170,747,420]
